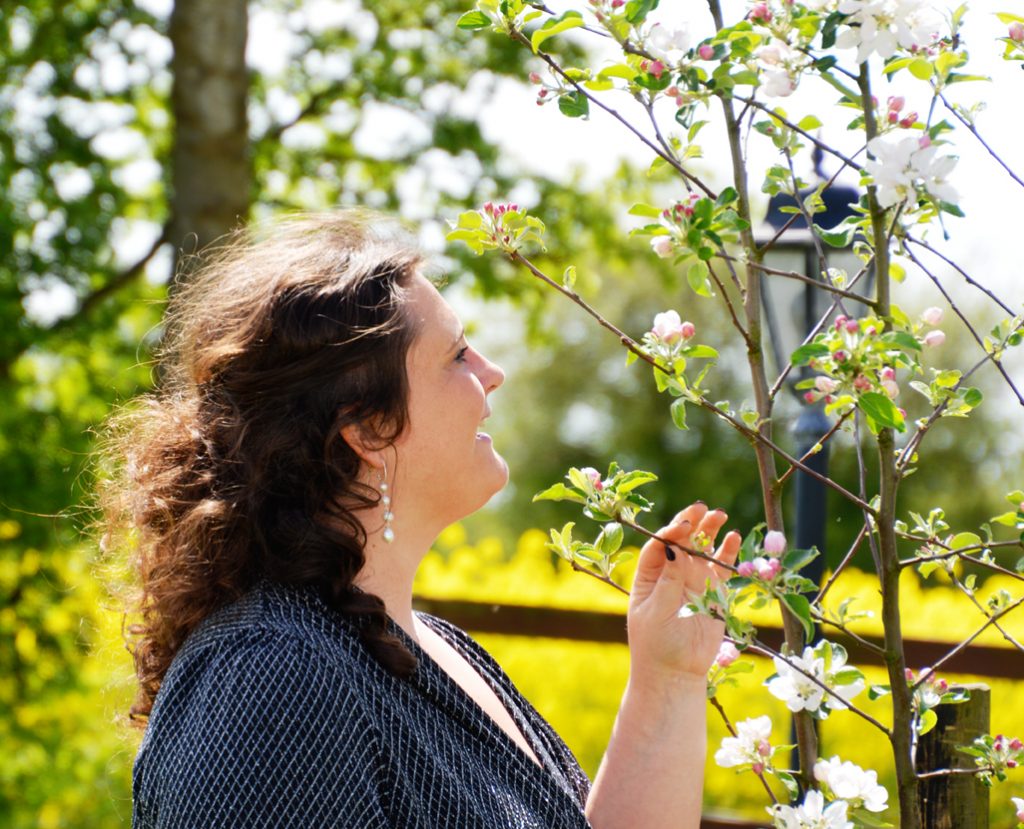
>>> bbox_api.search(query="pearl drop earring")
[379,461,394,543]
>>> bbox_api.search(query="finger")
[660,503,707,560]
[711,530,742,580]
[693,508,729,552]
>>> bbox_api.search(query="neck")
[353,510,441,642]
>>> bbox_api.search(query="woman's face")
[390,273,507,527]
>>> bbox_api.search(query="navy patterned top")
[132,580,593,828]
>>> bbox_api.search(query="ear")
[339,422,386,470]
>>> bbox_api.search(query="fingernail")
[664,543,676,561]
[694,500,706,506]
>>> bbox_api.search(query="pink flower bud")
[853,374,872,392]
[833,350,848,363]
[882,379,899,399]
[906,668,916,681]
[650,236,675,259]
[1008,759,1018,769]
[900,112,918,128]
[715,641,741,667]
[845,319,860,334]
[888,95,905,112]
[834,315,848,330]
[483,201,494,214]
[698,44,715,60]
[680,321,696,340]
[666,85,680,97]
[763,530,787,556]
[737,561,756,578]
[1017,803,1024,823]
[922,306,943,326]
[815,376,838,394]
[754,556,781,580]
[1010,22,1024,42]
[865,325,877,335]
[880,366,896,381]
[581,467,602,490]
[1011,738,1023,751]
[923,330,946,348]
[918,135,931,149]
[611,0,625,7]
[751,761,765,775]
[649,60,666,79]
[529,72,542,84]
[803,391,817,404]
[887,111,900,124]
[935,678,948,692]
[748,2,772,23]
[757,738,772,757]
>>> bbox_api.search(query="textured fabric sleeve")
[133,631,391,829]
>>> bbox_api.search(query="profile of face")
[387,273,508,530]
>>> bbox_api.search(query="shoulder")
[149,581,378,737]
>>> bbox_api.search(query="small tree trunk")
[168,0,250,276]
[917,684,990,829]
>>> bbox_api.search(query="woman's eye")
[455,346,469,363]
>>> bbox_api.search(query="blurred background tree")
[1,0,1020,826]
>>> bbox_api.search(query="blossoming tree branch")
[447,1,1024,827]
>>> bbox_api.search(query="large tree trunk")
[168,0,250,276]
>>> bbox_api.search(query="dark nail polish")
[664,544,676,561]
[694,500,706,506]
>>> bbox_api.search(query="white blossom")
[771,790,854,829]
[767,642,865,714]
[647,23,691,65]
[814,756,890,812]
[756,40,800,97]
[761,68,796,97]
[714,715,774,769]
[863,134,959,209]
[835,0,942,64]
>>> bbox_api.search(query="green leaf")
[782,547,819,573]
[963,387,983,407]
[813,222,856,248]
[859,391,906,432]
[558,90,590,118]
[563,265,577,290]
[616,470,658,493]
[781,593,814,640]
[533,483,585,503]
[597,63,640,81]
[670,398,688,430]
[949,532,982,552]
[790,342,831,366]
[628,203,663,218]
[868,684,892,700]
[798,114,823,131]
[456,10,492,29]
[687,261,712,297]
[531,11,585,53]
[918,708,939,735]
[909,58,933,80]
[624,0,659,24]
[683,344,719,359]
[715,186,738,206]
[881,331,923,352]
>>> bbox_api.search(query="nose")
[479,352,505,394]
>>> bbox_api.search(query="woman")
[101,211,740,828]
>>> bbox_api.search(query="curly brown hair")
[98,211,425,725]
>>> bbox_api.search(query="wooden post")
[917,683,990,829]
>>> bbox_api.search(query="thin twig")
[940,92,1024,191]
[815,524,870,605]
[776,411,851,488]
[912,596,1024,689]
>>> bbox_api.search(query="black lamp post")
[758,156,869,592]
